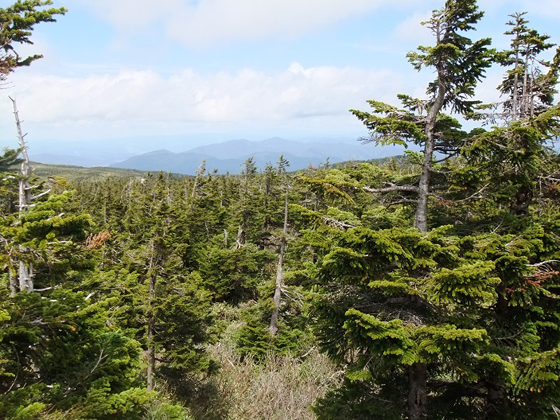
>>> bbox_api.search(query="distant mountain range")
[108,137,402,174]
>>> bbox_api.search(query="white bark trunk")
[8,269,17,297]
[10,97,34,293]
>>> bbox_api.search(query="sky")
[2,0,560,152]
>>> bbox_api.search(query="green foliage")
[32,162,150,182]
[0,287,150,419]
[199,243,275,303]
[308,206,560,418]
[313,378,404,420]
[0,148,21,215]
[3,4,560,419]
[1,191,94,289]
[0,0,66,73]
[235,299,313,360]
[407,0,492,114]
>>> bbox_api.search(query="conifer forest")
[3,1,560,419]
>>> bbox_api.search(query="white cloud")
[521,0,560,19]
[2,64,405,138]
[74,0,185,31]
[166,0,385,48]
[75,0,429,48]
[393,11,432,43]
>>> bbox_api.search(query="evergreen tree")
[496,12,559,121]
[0,148,20,217]
[311,6,560,420]
[351,0,493,232]
[78,174,217,395]
[270,156,290,336]
[460,14,560,219]
[0,0,66,81]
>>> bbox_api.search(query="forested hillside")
[2,1,560,419]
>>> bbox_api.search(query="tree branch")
[31,189,51,201]
[452,183,490,202]
[363,183,419,194]
[528,260,560,267]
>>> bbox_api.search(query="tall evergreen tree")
[352,0,493,232]
[270,156,290,336]
[311,5,560,420]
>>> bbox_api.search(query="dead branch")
[363,183,419,194]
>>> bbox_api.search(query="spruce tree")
[351,0,493,232]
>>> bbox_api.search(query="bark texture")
[407,363,427,420]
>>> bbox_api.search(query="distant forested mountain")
[108,137,401,174]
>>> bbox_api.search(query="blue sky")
[2,0,560,151]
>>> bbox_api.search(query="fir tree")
[351,0,493,233]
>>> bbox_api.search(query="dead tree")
[9,97,49,294]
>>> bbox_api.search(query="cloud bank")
[76,0,428,48]
[3,63,404,139]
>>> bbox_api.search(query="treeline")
[2,0,560,419]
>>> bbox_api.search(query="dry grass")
[191,342,342,420]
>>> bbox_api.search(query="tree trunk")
[512,31,520,120]
[189,160,205,210]
[414,79,446,233]
[414,136,434,233]
[522,45,529,117]
[486,380,506,419]
[269,251,284,336]
[18,259,33,292]
[510,185,532,216]
[8,269,17,297]
[234,225,245,249]
[11,97,34,293]
[407,362,427,420]
[270,181,289,336]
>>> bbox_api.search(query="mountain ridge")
[109,137,400,174]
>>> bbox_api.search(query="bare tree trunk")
[414,79,446,233]
[415,138,434,234]
[407,363,427,420]
[269,249,284,336]
[270,184,289,336]
[237,158,254,246]
[10,96,34,292]
[522,45,530,117]
[528,57,535,118]
[189,160,205,210]
[8,269,17,297]
[512,45,520,120]
[234,225,245,249]
[18,260,33,292]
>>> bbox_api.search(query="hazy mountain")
[109,137,401,174]
[187,137,375,161]
[25,134,230,167]
[30,153,107,167]
[111,150,214,173]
